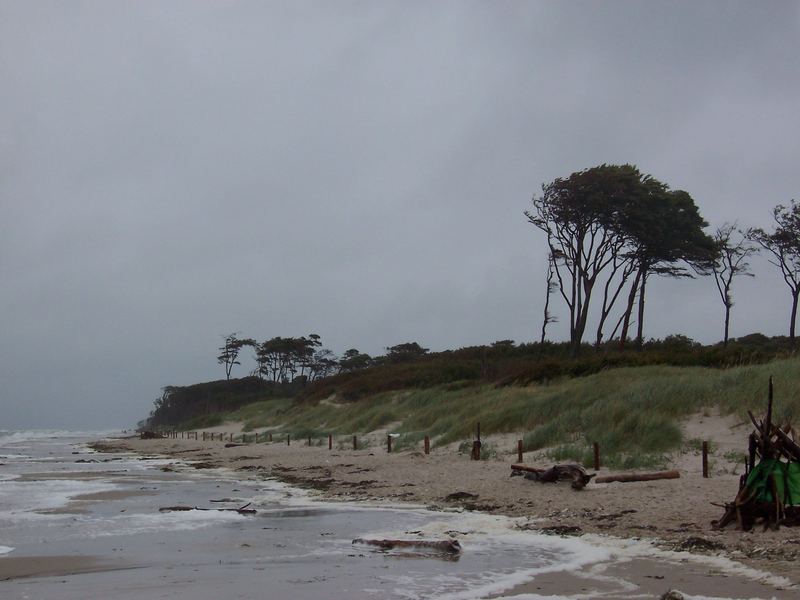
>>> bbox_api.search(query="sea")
[0,429,610,600]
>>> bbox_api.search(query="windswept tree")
[616,188,716,350]
[527,164,714,354]
[748,201,800,347]
[308,348,339,380]
[526,164,643,356]
[338,348,372,373]
[710,224,756,346]
[254,334,326,382]
[217,333,255,380]
[386,342,429,362]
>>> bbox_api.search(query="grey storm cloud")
[1,1,799,428]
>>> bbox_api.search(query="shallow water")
[0,431,604,599]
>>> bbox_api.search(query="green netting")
[744,459,800,505]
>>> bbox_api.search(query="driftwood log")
[594,470,680,484]
[352,538,461,555]
[159,502,256,515]
[511,464,595,490]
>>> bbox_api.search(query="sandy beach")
[90,415,800,599]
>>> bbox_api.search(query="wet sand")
[0,556,139,581]
[494,557,798,599]
[91,433,800,598]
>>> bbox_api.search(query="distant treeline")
[143,333,795,428]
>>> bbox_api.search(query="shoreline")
[88,434,800,598]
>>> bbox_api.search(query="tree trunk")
[723,301,731,348]
[635,270,648,351]
[540,258,554,346]
[791,289,799,349]
[619,268,643,351]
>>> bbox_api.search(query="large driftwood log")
[510,464,545,474]
[511,463,595,490]
[352,538,461,555]
[594,470,680,484]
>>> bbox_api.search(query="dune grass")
[192,357,800,469]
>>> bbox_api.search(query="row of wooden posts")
[157,428,435,454]
[155,424,713,478]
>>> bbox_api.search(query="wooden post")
[328,434,332,450]
[702,441,709,478]
[471,422,481,461]
[287,434,290,446]
[269,433,273,442]
[424,436,430,455]
[308,436,312,447]
[353,435,357,451]
[517,439,523,463]
[230,433,234,442]
[387,434,392,453]
[593,442,600,470]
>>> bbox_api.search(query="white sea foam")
[68,509,248,538]
[0,546,14,556]
[357,512,610,600]
[0,478,120,518]
[0,429,123,447]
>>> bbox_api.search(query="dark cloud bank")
[1,2,798,428]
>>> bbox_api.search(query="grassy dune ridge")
[192,357,800,469]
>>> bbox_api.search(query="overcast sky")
[2,1,799,429]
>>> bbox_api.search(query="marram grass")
[200,357,800,469]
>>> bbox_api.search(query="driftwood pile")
[713,378,800,531]
[139,431,164,439]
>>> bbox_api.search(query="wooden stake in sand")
[328,434,332,450]
[424,436,430,455]
[702,441,709,478]
[517,440,523,463]
[471,422,481,461]
[593,442,600,470]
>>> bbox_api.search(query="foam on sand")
[0,546,14,556]
[358,512,611,600]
